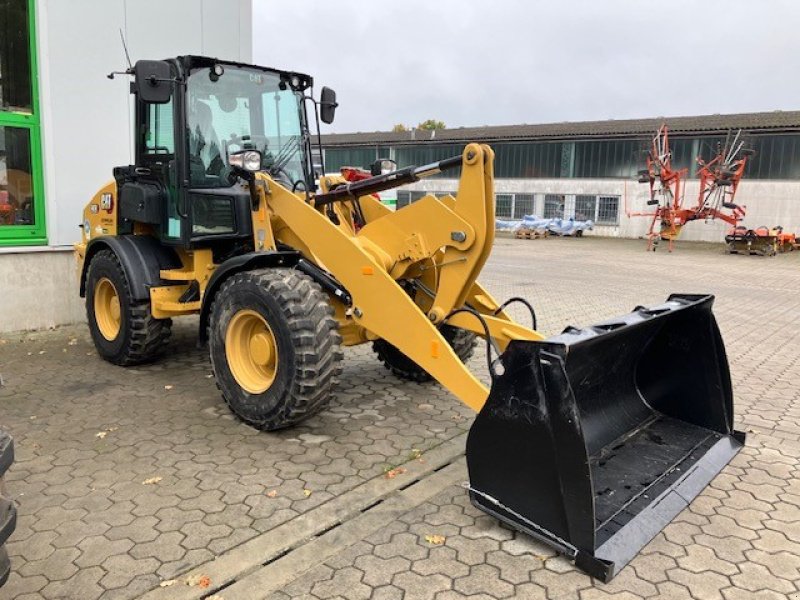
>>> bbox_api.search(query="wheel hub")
[94,277,121,341]
[225,309,278,394]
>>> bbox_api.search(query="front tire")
[208,268,343,430]
[85,249,171,365]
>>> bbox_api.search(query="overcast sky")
[253,0,798,134]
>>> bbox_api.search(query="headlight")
[229,150,263,172]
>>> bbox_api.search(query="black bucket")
[466,294,744,582]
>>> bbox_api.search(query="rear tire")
[85,249,171,365]
[373,325,476,383]
[208,268,343,430]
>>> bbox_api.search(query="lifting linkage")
[271,144,744,581]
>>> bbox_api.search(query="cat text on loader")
[74,56,744,581]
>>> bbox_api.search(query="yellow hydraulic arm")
[261,143,544,411]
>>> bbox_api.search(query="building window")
[543,194,565,219]
[513,193,534,219]
[0,125,33,225]
[574,194,597,221]
[0,0,32,112]
[597,196,620,225]
[410,191,427,202]
[0,0,44,245]
[496,194,513,218]
[397,191,410,209]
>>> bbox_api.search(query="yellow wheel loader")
[75,56,744,581]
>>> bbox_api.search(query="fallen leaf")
[424,534,446,545]
[26,352,32,356]
[385,467,407,479]
[206,374,214,379]
[303,489,312,497]
[38,350,46,355]
[68,338,78,346]
[29,416,37,420]
[142,476,163,485]
[107,426,119,432]
[95,431,108,439]
[164,385,174,390]
[86,352,94,356]
[533,553,550,561]
[159,580,176,587]
[185,574,212,588]
[0,339,6,345]
[409,448,423,460]
[266,490,278,498]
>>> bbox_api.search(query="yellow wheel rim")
[225,309,278,394]
[94,277,121,341]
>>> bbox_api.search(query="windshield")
[186,65,308,188]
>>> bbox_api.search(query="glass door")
[0,0,45,245]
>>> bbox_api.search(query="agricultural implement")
[631,125,753,251]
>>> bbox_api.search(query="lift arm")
[263,143,543,412]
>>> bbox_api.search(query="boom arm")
[262,143,543,411]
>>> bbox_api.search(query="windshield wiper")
[268,135,302,177]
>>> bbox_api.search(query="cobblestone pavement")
[1,237,799,599]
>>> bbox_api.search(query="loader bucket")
[466,294,744,582]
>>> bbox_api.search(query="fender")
[197,251,352,343]
[79,236,181,300]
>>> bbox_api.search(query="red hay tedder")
[629,125,754,251]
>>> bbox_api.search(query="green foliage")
[391,123,408,132]
[417,119,446,131]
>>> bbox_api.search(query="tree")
[417,119,446,131]
[391,123,408,132]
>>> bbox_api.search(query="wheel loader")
[75,56,744,581]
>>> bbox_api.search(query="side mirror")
[320,87,338,124]
[135,60,172,104]
[370,158,396,176]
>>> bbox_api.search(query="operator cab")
[115,56,336,252]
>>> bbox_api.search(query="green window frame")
[0,0,46,246]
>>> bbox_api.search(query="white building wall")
[0,0,251,333]
[37,0,253,248]
[407,178,800,243]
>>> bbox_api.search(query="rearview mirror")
[320,87,337,124]
[134,60,172,104]
[370,158,396,176]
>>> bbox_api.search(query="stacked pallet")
[515,228,548,240]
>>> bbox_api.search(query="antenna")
[119,28,132,70]
[107,29,134,79]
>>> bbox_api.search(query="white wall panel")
[38,0,131,247]
[36,0,252,247]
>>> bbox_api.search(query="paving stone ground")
[1,236,800,599]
